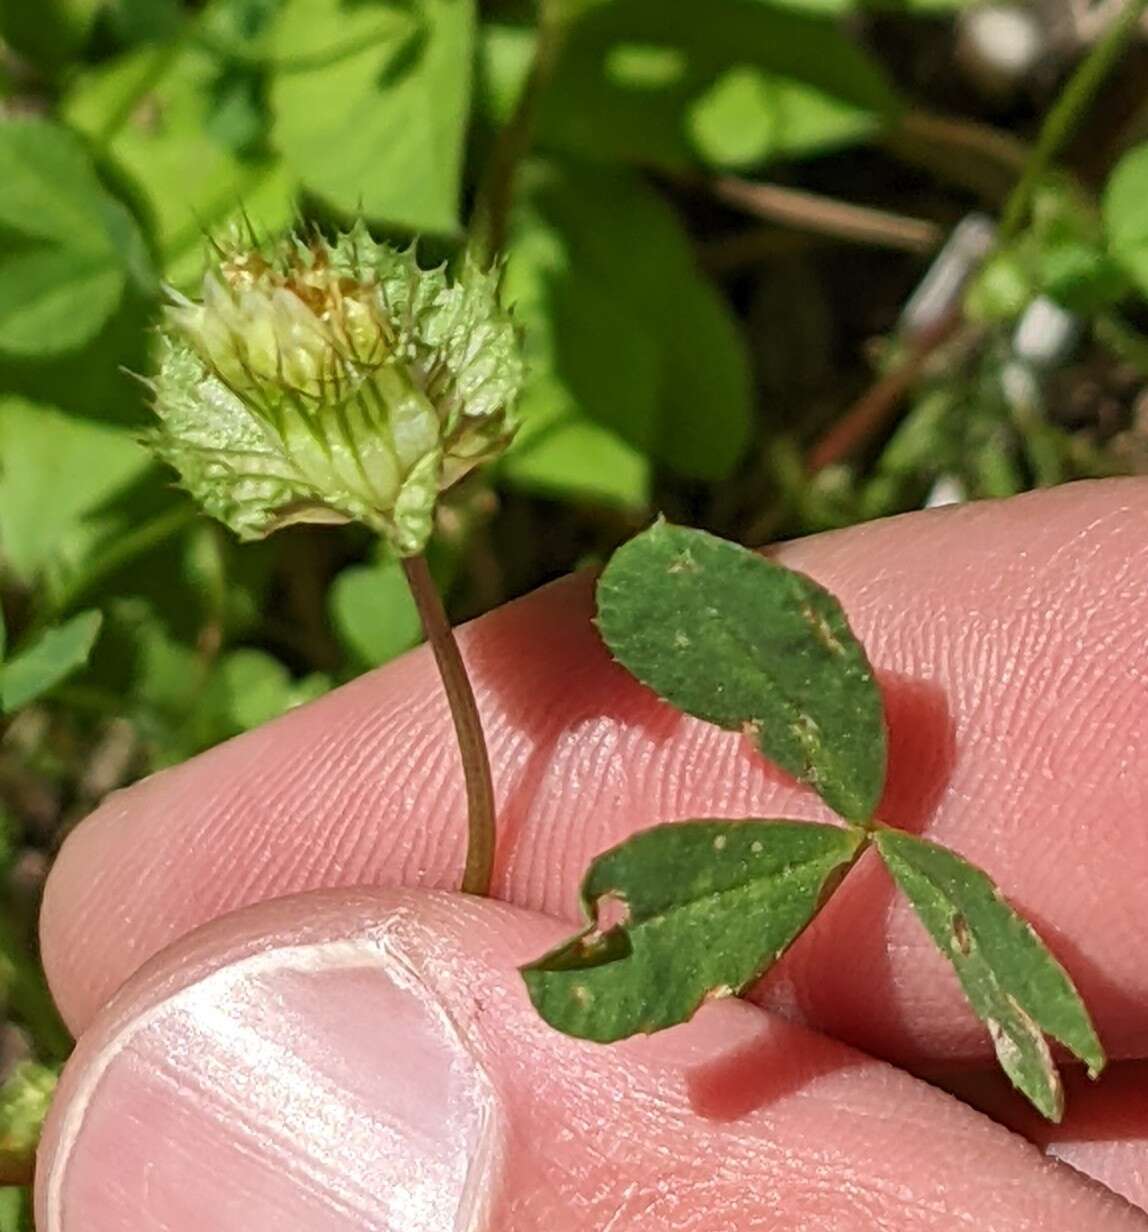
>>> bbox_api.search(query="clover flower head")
[149,223,523,555]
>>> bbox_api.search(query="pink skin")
[36,891,1148,1230]
[37,479,1148,1226]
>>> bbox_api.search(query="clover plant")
[522,521,1103,1122]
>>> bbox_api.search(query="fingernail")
[41,939,502,1231]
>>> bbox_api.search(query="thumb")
[37,889,1147,1232]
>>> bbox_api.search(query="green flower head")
[149,224,523,555]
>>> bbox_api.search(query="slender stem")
[807,310,966,472]
[1096,311,1148,374]
[708,175,942,254]
[90,5,211,154]
[401,554,495,896]
[46,504,198,621]
[1000,0,1148,238]
[470,0,567,265]
[0,915,71,1065]
[885,110,1029,205]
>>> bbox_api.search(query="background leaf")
[502,160,752,506]
[0,118,153,356]
[270,0,474,233]
[0,398,150,585]
[1103,142,1148,297]
[537,0,899,172]
[0,610,103,713]
[0,1185,32,1232]
[875,827,1105,1120]
[597,521,887,821]
[64,43,294,286]
[523,819,862,1040]
[0,1062,57,1170]
[329,556,422,668]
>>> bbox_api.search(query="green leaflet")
[0,610,103,713]
[270,0,474,233]
[0,1062,57,1169]
[1104,142,1148,298]
[597,522,887,822]
[0,1185,33,1232]
[538,0,899,171]
[0,119,153,359]
[501,161,752,509]
[522,819,863,1041]
[875,828,1105,1121]
[0,398,150,585]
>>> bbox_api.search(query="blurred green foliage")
[1,0,1148,1207]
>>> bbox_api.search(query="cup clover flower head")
[149,223,523,556]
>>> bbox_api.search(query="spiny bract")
[149,223,523,555]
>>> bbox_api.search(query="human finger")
[37,888,1148,1231]
[42,480,1148,1070]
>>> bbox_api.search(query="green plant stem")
[470,0,567,264]
[192,17,409,74]
[1000,0,1148,238]
[886,110,1029,205]
[92,27,193,151]
[1096,311,1148,374]
[0,916,71,1066]
[401,554,495,896]
[46,503,198,621]
[807,310,967,472]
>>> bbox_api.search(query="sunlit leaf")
[270,0,473,233]
[876,827,1105,1120]
[0,1062,57,1174]
[1104,142,1148,297]
[0,119,153,356]
[0,398,150,584]
[0,610,102,712]
[538,0,899,171]
[330,558,422,669]
[63,44,294,287]
[502,161,751,506]
[523,819,862,1040]
[597,521,886,821]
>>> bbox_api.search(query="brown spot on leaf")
[952,914,972,957]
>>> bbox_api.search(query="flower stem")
[401,554,496,896]
[1000,0,1148,239]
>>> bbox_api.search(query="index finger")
[42,479,1148,1069]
